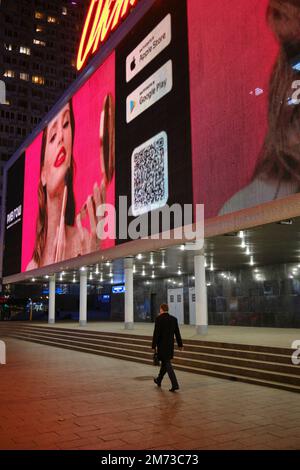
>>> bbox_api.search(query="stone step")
[5,330,300,391]
[4,327,300,377]
[0,323,294,361]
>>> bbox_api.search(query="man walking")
[152,303,183,392]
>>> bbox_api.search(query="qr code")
[131,131,168,216]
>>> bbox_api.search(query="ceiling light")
[149,252,154,265]
[238,231,245,239]
[136,253,142,260]
[278,219,293,225]
[250,256,254,266]
[180,244,185,251]
[161,250,166,269]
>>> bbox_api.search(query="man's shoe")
[154,378,161,387]
[169,386,179,392]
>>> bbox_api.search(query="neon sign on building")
[77,0,138,71]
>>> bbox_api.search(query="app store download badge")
[131,131,168,217]
[126,60,173,124]
[126,14,172,83]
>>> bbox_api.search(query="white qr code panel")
[131,131,168,216]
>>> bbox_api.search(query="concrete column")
[48,275,56,324]
[194,254,208,335]
[124,257,134,330]
[79,270,87,327]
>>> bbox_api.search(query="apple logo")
[130,57,136,71]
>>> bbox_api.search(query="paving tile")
[1,338,300,451]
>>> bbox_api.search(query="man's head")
[160,303,169,314]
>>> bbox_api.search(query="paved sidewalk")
[0,339,300,450]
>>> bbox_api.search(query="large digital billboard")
[21,53,116,272]
[3,0,296,278]
[3,154,25,277]
[189,0,279,218]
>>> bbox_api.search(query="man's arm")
[175,319,183,349]
[152,318,159,350]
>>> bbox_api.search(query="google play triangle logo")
[130,100,136,113]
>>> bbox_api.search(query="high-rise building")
[0,0,90,216]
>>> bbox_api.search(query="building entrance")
[167,288,184,325]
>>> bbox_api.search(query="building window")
[35,12,44,19]
[35,25,44,32]
[20,46,31,55]
[33,39,46,47]
[47,16,57,24]
[4,70,15,78]
[62,7,67,16]
[32,75,45,85]
[20,73,29,81]
[4,44,13,51]
[17,100,27,109]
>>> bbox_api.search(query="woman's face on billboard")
[41,103,72,197]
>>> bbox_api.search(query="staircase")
[0,322,299,393]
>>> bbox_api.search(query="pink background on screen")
[188,0,279,217]
[22,52,115,272]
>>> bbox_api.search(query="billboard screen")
[3,0,293,277]
[3,154,25,277]
[189,0,279,217]
[21,53,116,272]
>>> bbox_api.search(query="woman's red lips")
[54,147,66,168]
